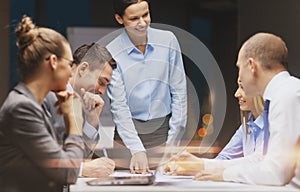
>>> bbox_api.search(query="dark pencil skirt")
[114,114,171,149]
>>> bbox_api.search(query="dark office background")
[1,0,300,152]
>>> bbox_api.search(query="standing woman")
[107,0,187,173]
[0,16,84,192]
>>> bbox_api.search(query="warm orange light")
[197,127,207,138]
[202,114,213,125]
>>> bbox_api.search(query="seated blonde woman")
[165,81,265,176]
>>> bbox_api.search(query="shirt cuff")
[83,121,99,140]
[78,162,83,177]
[203,158,222,170]
[203,158,237,170]
[130,148,147,156]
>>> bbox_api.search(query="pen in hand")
[102,147,108,158]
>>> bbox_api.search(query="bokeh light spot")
[202,113,213,125]
[198,127,207,138]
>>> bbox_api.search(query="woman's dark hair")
[112,0,149,17]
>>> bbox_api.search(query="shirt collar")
[247,114,264,130]
[66,82,74,93]
[121,27,154,55]
[263,71,290,101]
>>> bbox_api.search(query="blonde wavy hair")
[241,96,264,139]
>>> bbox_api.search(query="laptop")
[86,172,156,186]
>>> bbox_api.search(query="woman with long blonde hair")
[215,82,265,159]
[164,81,265,176]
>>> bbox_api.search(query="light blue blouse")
[106,27,187,154]
[216,114,264,160]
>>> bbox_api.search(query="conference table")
[78,141,299,192]
[70,171,298,192]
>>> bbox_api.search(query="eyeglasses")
[60,57,76,67]
[45,55,76,67]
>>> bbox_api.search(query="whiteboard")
[67,27,119,51]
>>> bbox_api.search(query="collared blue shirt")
[107,27,187,154]
[216,114,264,160]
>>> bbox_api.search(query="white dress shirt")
[222,71,300,185]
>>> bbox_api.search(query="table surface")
[70,173,298,192]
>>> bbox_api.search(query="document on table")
[110,171,153,177]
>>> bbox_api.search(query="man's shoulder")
[272,75,300,102]
[281,75,300,91]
